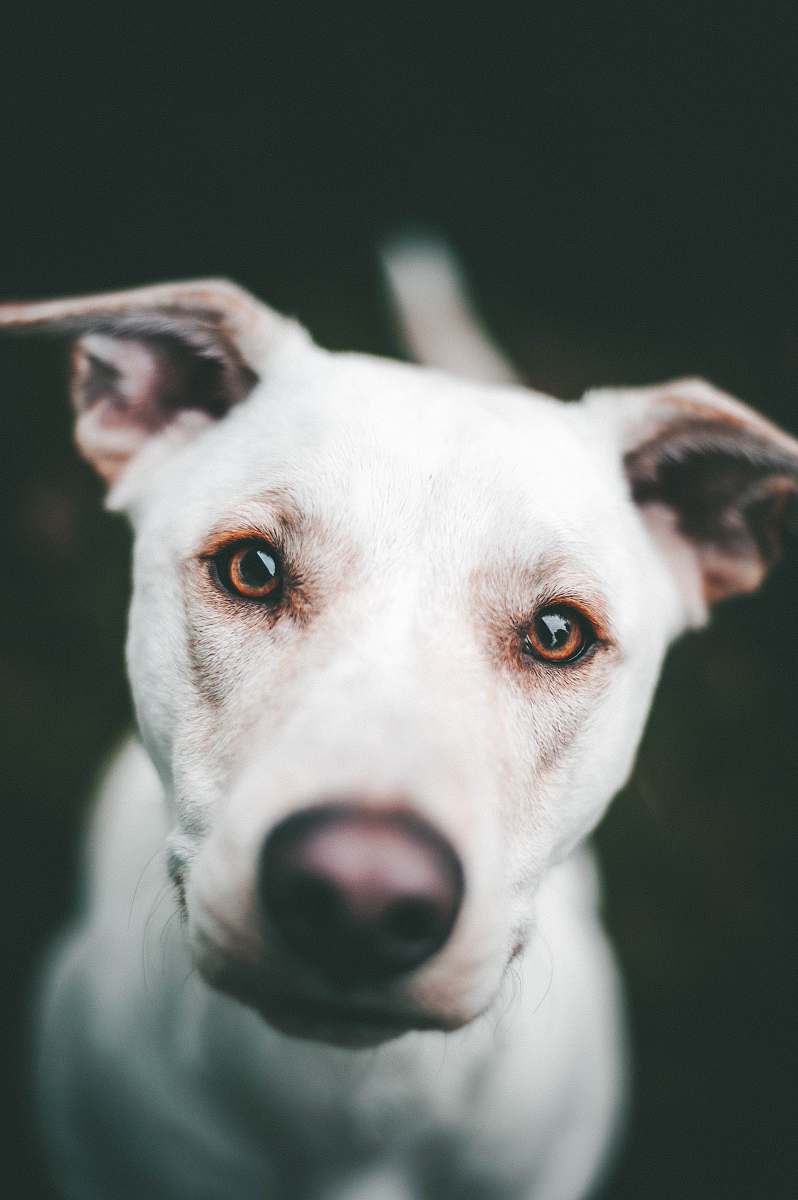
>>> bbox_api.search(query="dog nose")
[259,805,464,984]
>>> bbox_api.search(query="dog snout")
[259,805,464,985]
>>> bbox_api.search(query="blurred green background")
[1,7,797,1197]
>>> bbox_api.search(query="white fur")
[20,246,790,1199]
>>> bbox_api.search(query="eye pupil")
[239,547,277,588]
[215,539,284,602]
[537,611,572,650]
[523,605,595,665]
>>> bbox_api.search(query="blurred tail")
[379,234,521,384]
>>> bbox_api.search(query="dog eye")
[214,540,283,603]
[522,605,595,665]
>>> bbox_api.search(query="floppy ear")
[586,377,798,613]
[0,278,298,487]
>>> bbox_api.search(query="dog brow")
[199,489,310,551]
[476,555,615,642]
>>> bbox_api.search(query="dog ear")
[586,377,798,611]
[0,279,299,486]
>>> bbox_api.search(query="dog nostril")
[259,805,464,985]
[381,897,440,945]
[276,875,341,942]
[295,877,340,923]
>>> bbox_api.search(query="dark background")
[2,6,797,1197]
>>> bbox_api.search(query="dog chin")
[256,1000,418,1048]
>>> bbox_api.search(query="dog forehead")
[185,351,607,499]
[139,350,639,598]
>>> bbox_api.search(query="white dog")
[3,242,796,1200]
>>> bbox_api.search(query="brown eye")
[523,605,594,665]
[215,541,283,602]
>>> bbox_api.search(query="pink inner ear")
[71,335,200,483]
[67,321,257,484]
[625,412,798,607]
[73,335,181,429]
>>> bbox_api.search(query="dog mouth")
[198,950,458,1046]
[256,992,455,1046]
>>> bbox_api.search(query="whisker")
[128,847,167,931]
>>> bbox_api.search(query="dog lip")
[257,997,458,1047]
[206,959,457,1038]
[263,993,452,1033]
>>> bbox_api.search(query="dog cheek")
[126,636,180,790]
[546,684,656,859]
[494,681,619,874]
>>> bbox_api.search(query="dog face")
[3,279,797,1045]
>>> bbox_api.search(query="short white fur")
[2,241,796,1200]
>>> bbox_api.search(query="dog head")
[3,276,797,1045]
